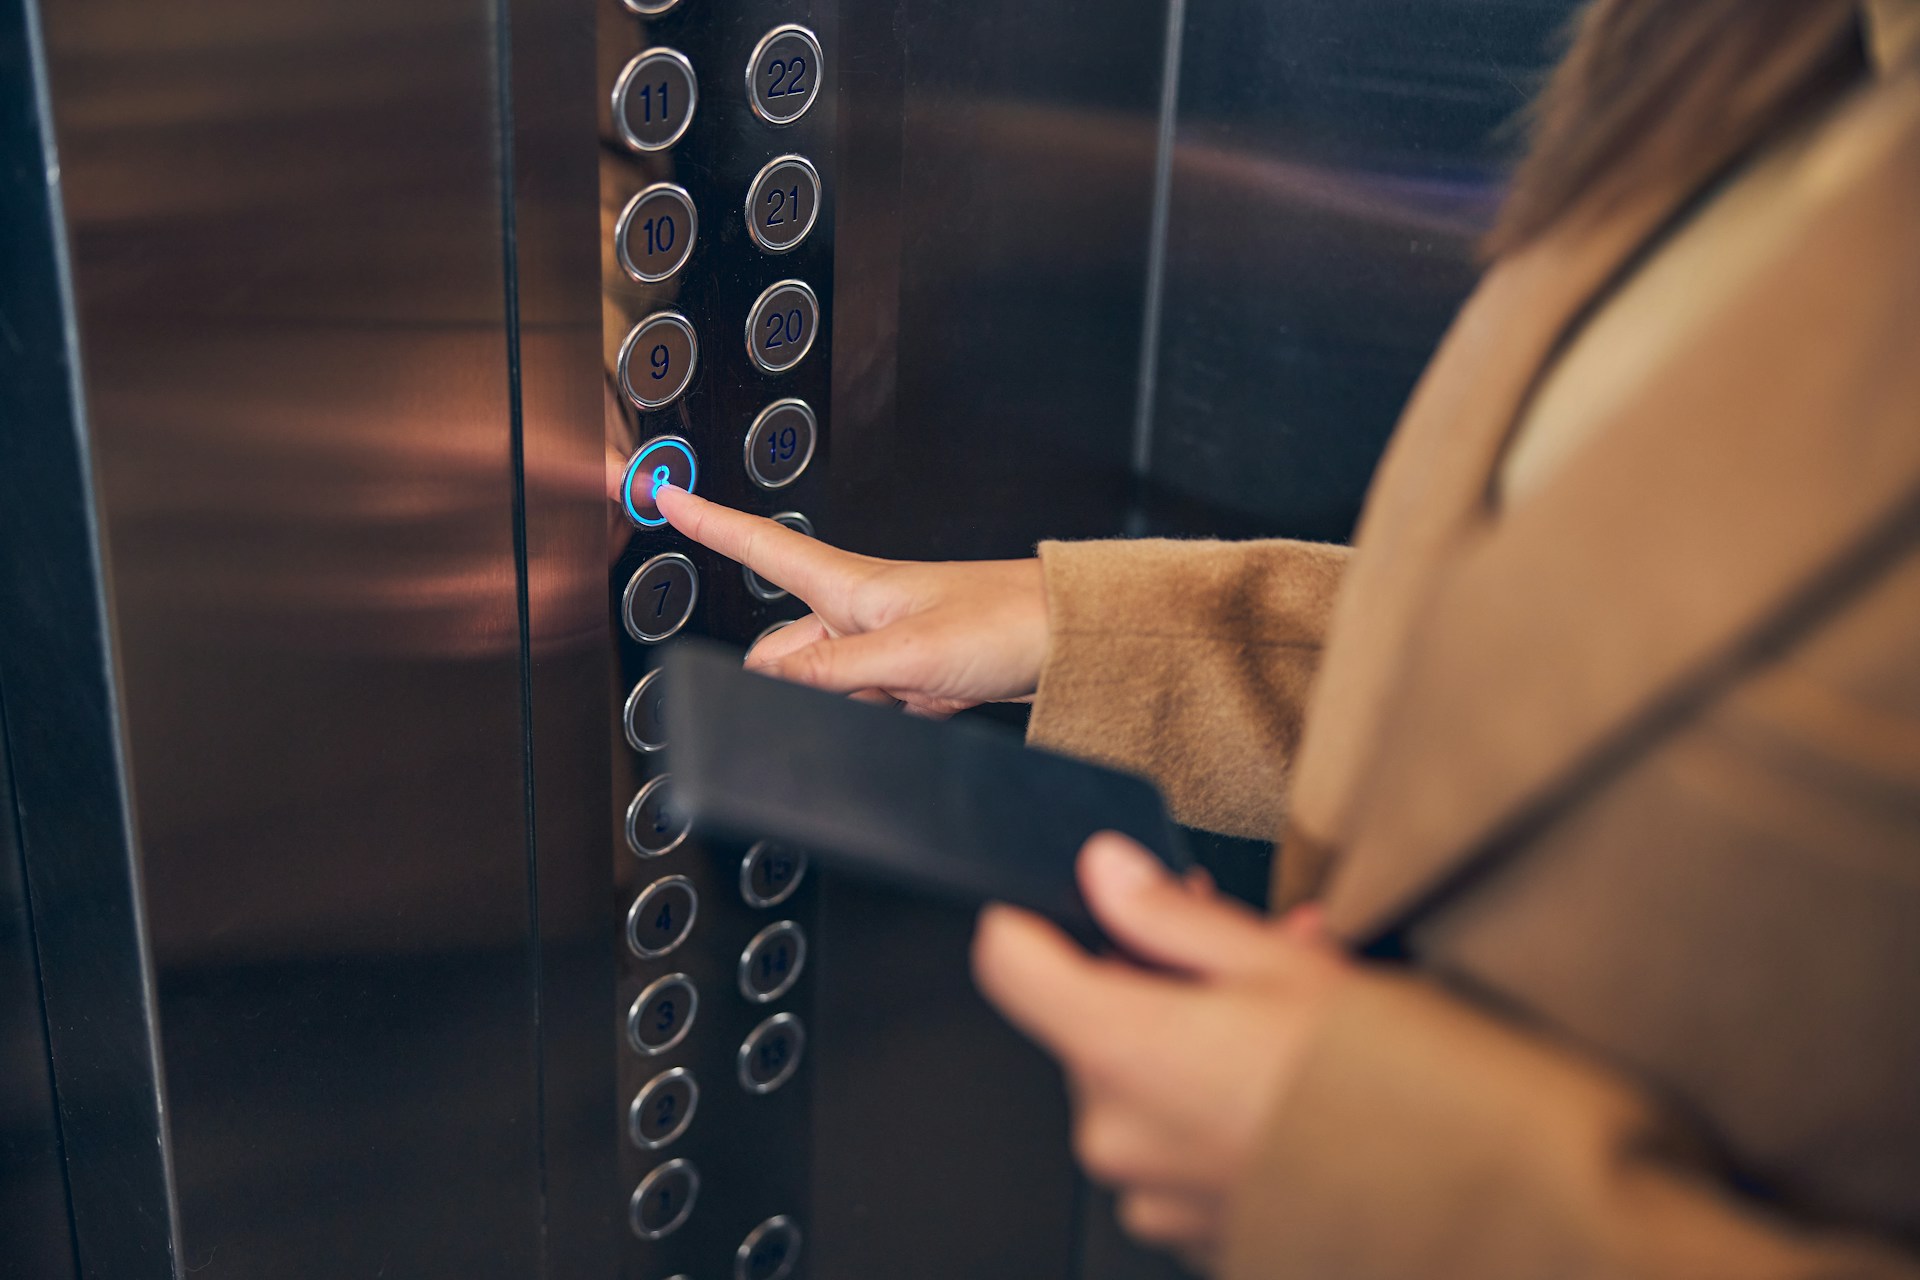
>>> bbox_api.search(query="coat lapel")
[1321,72,1920,942]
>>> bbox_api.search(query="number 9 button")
[745,280,819,375]
[747,24,822,126]
[618,311,698,410]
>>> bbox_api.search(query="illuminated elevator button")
[627,874,698,957]
[745,279,820,375]
[744,511,812,601]
[625,775,691,859]
[735,1215,803,1280]
[621,436,698,528]
[747,25,822,126]
[616,183,698,283]
[629,973,698,1056]
[630,1067,700,1150]
[623,668,668,754]
[744,399,816,490]
[622,551,698,643]
[738,920,807,1003]
[745,154,820,253]
[737,1012,806,1095]
[631,1159,699,1241]
[740,841,807,908]
[612,48,697,152]
[618,312,699,410]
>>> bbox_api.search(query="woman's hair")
[1487,0,1865,257]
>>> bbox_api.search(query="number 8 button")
[745,280,819,374]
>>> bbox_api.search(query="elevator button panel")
[737,1012,806,1095]
[736,1216,803,1280]
[619,312,700,410]
[747,26,823,126]
[745,280,820,374]
[744,400,816,490]
[741,842,807,908]
[622,552,699,642]
[629,973,699,1056]
[631,1067,701,1150]
[745,155,821,253]
[613,47,698,151]
[617,183,699,283]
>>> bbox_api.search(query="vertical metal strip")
[1129,0,1188,481]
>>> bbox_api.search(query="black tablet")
[660,638,1190,946]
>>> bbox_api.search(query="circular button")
[744,512,812,602]
[737,1012,806,1095]
[735,1215,803,1280]
[745,155,821,254]
[625,775,691,858]
[618,312,698,410]
[630,1159,699,1241]
[620,436,698,528]
[628,973,698,1056]
[630,1067,699,1150]
[622,551,699,643]
[740,842,807,908]
[612,48,697,152]
[745,280,820,375]
[627,874,697,957]
[747,24,823,127]
[744,399,817,490]
[739,920,807,1003]
[615,183,698,283]
[623,669,668,754]
[621,0,683,15]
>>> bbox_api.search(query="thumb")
[1078,833,1279,978]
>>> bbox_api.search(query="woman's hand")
[655,484,1048,716]
[972,835,1351,1275]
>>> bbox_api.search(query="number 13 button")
[746,155,820,254]
[746,280,819,375]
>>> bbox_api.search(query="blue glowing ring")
[622,437,698,528]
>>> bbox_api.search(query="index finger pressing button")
[622,436,698,528]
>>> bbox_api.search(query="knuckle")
[1070,1112,1134,1186]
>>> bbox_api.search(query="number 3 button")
[745,280,819,375]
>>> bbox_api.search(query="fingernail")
[1086,834,1160,895]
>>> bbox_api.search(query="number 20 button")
[746,280,819,374]
[746,155,820,253]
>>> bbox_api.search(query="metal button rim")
[744,154,822,254]
[745,24,824,127]
[736,1012,807,1096]
[626,874,699,957]
[615,182,699,283]
[630,1158,700,1241]
[623,668,667,754]
[620,0,682,15]
[738,919,807,1004]
[629,1066,700,1151]
[618,312,700,410]
[742,398,817,491]
[743,279,821,375]
[740,841,808,908]
[734,1214,803,1280]
[621,551,699,644]
[628,972,699,1056]
[625,775,692,859]
[751,619,795,649]
[611,47,698,153]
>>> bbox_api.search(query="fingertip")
[1078,832,1168,913]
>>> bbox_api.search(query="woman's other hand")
[655,484,1048,717]
[972,834,1351,1275]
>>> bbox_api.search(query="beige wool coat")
[1025,36,1920,1280]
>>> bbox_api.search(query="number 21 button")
[745,155,820,253]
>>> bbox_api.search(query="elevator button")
[744,512,812,601]
[620,435,698,528]
[625,775,692,858]
[739,920,807,1003]
[621,0,683,16]
[630,1067,699,1150]
[629,973,698,1056]
[631,1159,699,1240]
[737,1012,806,1095]
[616,183,698,283]
[735,1215,803,1280]
[744,399,817,490]
[622,551,698,643]
[618,312,698,410]
[628,874,698,957]
[747,25,823,126]
[623,669,668,754]
[612,48,697,152]
[752,619,795,649]
[745,155,821,253]
[745,280,820,375]
[741,841,807,908]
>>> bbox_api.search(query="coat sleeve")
[1224,968,1920,1280]
[1025,536,1350,840]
